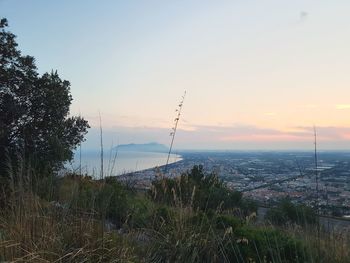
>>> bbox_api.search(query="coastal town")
[119,151,350,217]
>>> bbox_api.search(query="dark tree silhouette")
[0,18,89,174]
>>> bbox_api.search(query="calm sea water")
[67,151,182,178]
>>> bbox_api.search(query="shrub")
[146,208,227,263]
[216,214,243,230]
[55,175,131,227]
[265,199,318,226]
[126,195,155,229]
[149,165,255,216]
[230,226,308,263]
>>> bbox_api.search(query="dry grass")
[0,189,137,262]
[0,169,349,263]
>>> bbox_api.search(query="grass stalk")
[165,91,186,173]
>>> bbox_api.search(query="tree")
[0,18,89,175]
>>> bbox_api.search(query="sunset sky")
[2,0,350,150]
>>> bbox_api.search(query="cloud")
[336,104,350,110]
[80,123,350,151]
[295,126,350,140]
[184,124,312,143]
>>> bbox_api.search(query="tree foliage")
[0,18,89,174]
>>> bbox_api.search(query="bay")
[67,151,182,178]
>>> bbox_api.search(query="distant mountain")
[115,143,169,153]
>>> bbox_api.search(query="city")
[120,151,350,217]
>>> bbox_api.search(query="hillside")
[1,166,349,262]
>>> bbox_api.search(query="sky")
[2,0,350,150]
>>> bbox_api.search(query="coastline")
[67,151,183,179]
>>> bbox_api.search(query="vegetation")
[265,198,318,226]
[0,18,89,176]
[1,167,349,262]
[150,165,257,217]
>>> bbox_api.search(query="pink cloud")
[82,124,350,150]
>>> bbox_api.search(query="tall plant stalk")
[79,143,82,176]
[313,126,319,213]
[165,91,186,172]
[313,125,320,257]
[99,111,105,250]
[109,145,119,177]
[99,112,104,180]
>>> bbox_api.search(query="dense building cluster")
[119,151,350,217]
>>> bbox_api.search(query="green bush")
[149,165,255,216]
[216,214,243,230]
[265,199,318,226]
[97,178,129,226]
[229,226,308,263]
[126,195,155,228]
[54,175,131,227]
[147,210,225,262]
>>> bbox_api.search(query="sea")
[66,151,182,178]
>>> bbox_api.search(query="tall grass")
[0,155,137,262]
[0,155,349,262]
[0,192,137,262]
